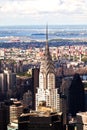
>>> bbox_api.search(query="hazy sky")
[0,0,87,25]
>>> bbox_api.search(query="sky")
[0,0,87,25]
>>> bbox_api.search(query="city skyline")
[0,0,87,26]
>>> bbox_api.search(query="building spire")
[45,24,49,55]
[46,24,48,45]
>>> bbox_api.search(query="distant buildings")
[1,27,87,130]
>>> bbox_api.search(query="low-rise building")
[76,112,87,130]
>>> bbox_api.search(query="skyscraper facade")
[36,26,60,112]
[9,101,23,123]
[0,102,9,130]
[69,73,85,116]
[0,69,16,101]
[4,69,16,91]
[32,68,39,110]
[23,90,32,108]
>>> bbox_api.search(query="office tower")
[23,90,32,108]
[0,60,2,73]
[4,69,16,91]
[9,100,23,123]
[7,100,23,130]
[0,73,7,93]
[36,26,60,112]
[60,78,72,126]
[0,102,9,130]
[32,68,39,110]
[16,75,32,100]
[16,61,23,73]
[0,69,16,100]
[69,73,85,116]
[84,88,87,111]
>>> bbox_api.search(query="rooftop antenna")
[45,24,49,54]
[46,24,48,45]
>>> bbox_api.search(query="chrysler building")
[36,26,60,112]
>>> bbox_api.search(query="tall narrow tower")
[36,25,60,112]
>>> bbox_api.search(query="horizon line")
[0,24,87,27]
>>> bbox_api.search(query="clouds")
[0,0,86,15]
[1,0,86,15]
[0,0,58,15]
[0,0,87,25]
